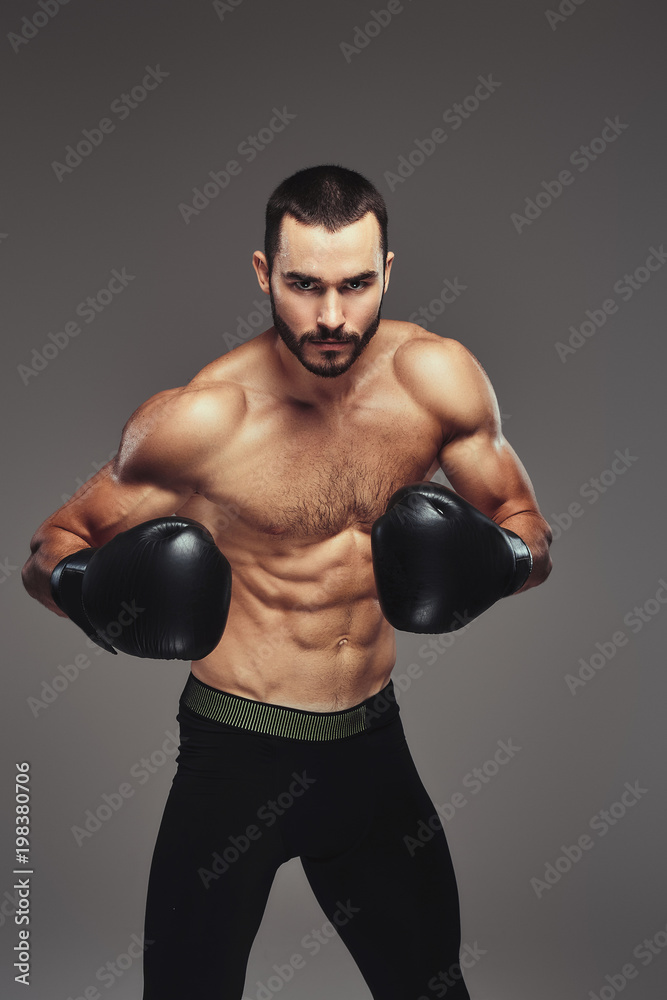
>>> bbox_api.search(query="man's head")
[253,165,394,379]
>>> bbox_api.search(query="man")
[22,165,552,999]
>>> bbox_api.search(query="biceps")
[45,460,195,548]
[438,431,538,522]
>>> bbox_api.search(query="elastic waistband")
[179,673,399,741]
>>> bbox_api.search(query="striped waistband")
[179,673,399,741]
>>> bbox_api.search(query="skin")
[22,211,552,711]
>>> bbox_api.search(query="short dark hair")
[264,164,388,276]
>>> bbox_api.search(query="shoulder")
[391,323,488,392]
[115,379,246,485]
[391,324,500,434]
[120,380,246,441]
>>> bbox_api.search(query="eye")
[291,279,368,292]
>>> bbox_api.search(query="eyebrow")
[282,269,379,284]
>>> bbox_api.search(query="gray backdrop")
[2,1,666,997]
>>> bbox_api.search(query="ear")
[252,251,270,293]
[383,251,395,293]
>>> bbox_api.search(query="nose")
[317,290,345,332]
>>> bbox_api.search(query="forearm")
[497,510,553,593]
[22,528,91,615]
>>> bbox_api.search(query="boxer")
[23,165,552,999]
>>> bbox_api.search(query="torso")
[176,321,445,710]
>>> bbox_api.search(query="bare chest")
[199,400,442,540]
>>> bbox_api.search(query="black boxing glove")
[371,482,532,634]
[50,517,232,659]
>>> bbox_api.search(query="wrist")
[51,548,117,653]
[501,528,533,593]
[51,548,95,608]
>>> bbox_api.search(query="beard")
[269,285,384,379]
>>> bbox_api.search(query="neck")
[269,324,385,407]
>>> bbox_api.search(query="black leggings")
[142,674,471,999]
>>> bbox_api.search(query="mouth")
[311,339,351,348]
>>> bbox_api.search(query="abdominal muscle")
[190,522,397,712]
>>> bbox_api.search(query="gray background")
[2,0,666,997]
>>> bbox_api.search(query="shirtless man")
[23,165,552,999]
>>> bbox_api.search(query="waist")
[193,617,396,704]
[179,671,400,741]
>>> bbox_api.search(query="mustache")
[305,332,359,342]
